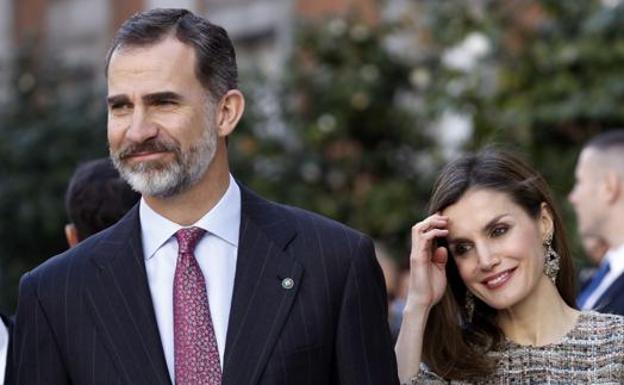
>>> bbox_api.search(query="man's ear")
[65,223,80,248]
[539,202,555,242]
[604,170,622,205]
[215,89,245,137]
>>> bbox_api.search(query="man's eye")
[111,103,131,111]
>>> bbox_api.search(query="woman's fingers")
[411,215,448,235]
[410,215,449,264]
[432,245,448,265]
[405,214,451,309]
[414,229,448,254]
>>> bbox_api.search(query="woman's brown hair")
[421,148,576,380]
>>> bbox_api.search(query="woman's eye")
[491,225,508,237]
[453,243,472,256]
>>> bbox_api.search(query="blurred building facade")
[0,0,379,103]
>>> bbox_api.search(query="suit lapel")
[85,207,172,385]
[222,186,302,385]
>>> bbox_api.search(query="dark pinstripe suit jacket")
[13,185,399,385]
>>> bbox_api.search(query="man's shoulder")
[282,202,366,238]
[241,185,368,242]
[23,221,123,288]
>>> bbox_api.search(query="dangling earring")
[465,290,475,323]
[543,233,560,283]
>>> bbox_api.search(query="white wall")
[47,0,110,72]
[147,0,198,11]
[207,0,294,80]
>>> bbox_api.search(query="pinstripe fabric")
[13,183,399,385]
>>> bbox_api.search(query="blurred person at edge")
[0,312,11,385]
[12,8,398,385]
[376,242,400,300]
[570,129,624,315]
[375,242,402,339]
[389,264,411,342]
[395,148,624,384]
[64,158,140,247]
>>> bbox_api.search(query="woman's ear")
[215,89,245,137]
[539,202,555,241]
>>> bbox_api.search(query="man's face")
[107,37,218,198]
[568,148,605,237]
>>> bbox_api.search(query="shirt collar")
[604,243,624,274]
[140,174,241,260]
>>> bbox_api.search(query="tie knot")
[175,227,206,254]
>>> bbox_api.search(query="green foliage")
[234,0,624,266]
[420,0,624,146]
[417,0,624,262]
[0,46,107,311]
[231,16,438,256]
[2,0,624,309]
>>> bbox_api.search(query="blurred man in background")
[64,158,140,247]
[570,129,624,314]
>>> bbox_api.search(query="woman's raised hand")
[395,214,450,383]
[406,214,449,310]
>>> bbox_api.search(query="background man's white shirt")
[141,175,241,383]
[0,317,7,384]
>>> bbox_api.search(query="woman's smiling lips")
[481,268,517,289]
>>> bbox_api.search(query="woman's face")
[441,188,553,310]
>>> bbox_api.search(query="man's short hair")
[586,129,624,150]
[65,158,140,241]
[105,8,238,100]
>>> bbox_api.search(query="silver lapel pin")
[281,277,294,290]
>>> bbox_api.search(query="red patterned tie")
[173,227,222,385]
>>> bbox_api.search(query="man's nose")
[126,109,158,143]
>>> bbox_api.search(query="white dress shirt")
[0,317,7,385]
[141,175,240,384]
[583,243,624,310]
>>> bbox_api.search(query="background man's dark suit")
[592,273,624,315]
[13,185,399,385]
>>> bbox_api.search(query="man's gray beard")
[111,126,217,199]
